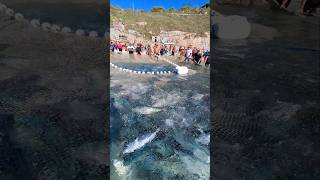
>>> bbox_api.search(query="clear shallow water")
[4,2,106,34]
[110,64,210,179]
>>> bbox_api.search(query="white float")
[51,24,61,33]
[75,29,85,36]
[61,27,72,33]
[214,13,251,39]
[41,22,51,32]
[89,31,98,38]
[14,13,24,21]
[30,19,40,27]
[176,66,189,75]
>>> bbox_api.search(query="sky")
[110,0,209,11]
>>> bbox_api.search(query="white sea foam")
[123,128,160,154]
[133,107,161,115]
[165,119,174,127]
[196,133,210,146]
[113,159,129,176]
[193,148,210,164]
[152,93,185,108]
[113,81,151,100]
[179,151,210,179]
[192,93,204,101]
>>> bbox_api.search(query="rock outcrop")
[110,21,210,49]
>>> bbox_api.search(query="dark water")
[110,61,210,179]
[4,2,106,34]
[213,6,319,180]
[113,62,177,72]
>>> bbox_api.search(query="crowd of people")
[110,40,210,67]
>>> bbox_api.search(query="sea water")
[110,61,210,179]
[3,1,106,35]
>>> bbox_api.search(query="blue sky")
[110,0,209,11]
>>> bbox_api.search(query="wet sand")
[0,11,108,179]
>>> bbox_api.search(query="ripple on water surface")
[110,64,210,179]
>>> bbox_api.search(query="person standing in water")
[136,44,142,55]
[194,48,202,65]
[146,45,152,56]
[117,42,123,54]
[203,50,210,67]
[171,46,176,56]
[299,0,320,15]
[279,0,319,15]
[279,0,292,9]
[110,40,115,54]
[185,46,193,63]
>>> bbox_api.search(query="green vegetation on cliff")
[110,6,210,38]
